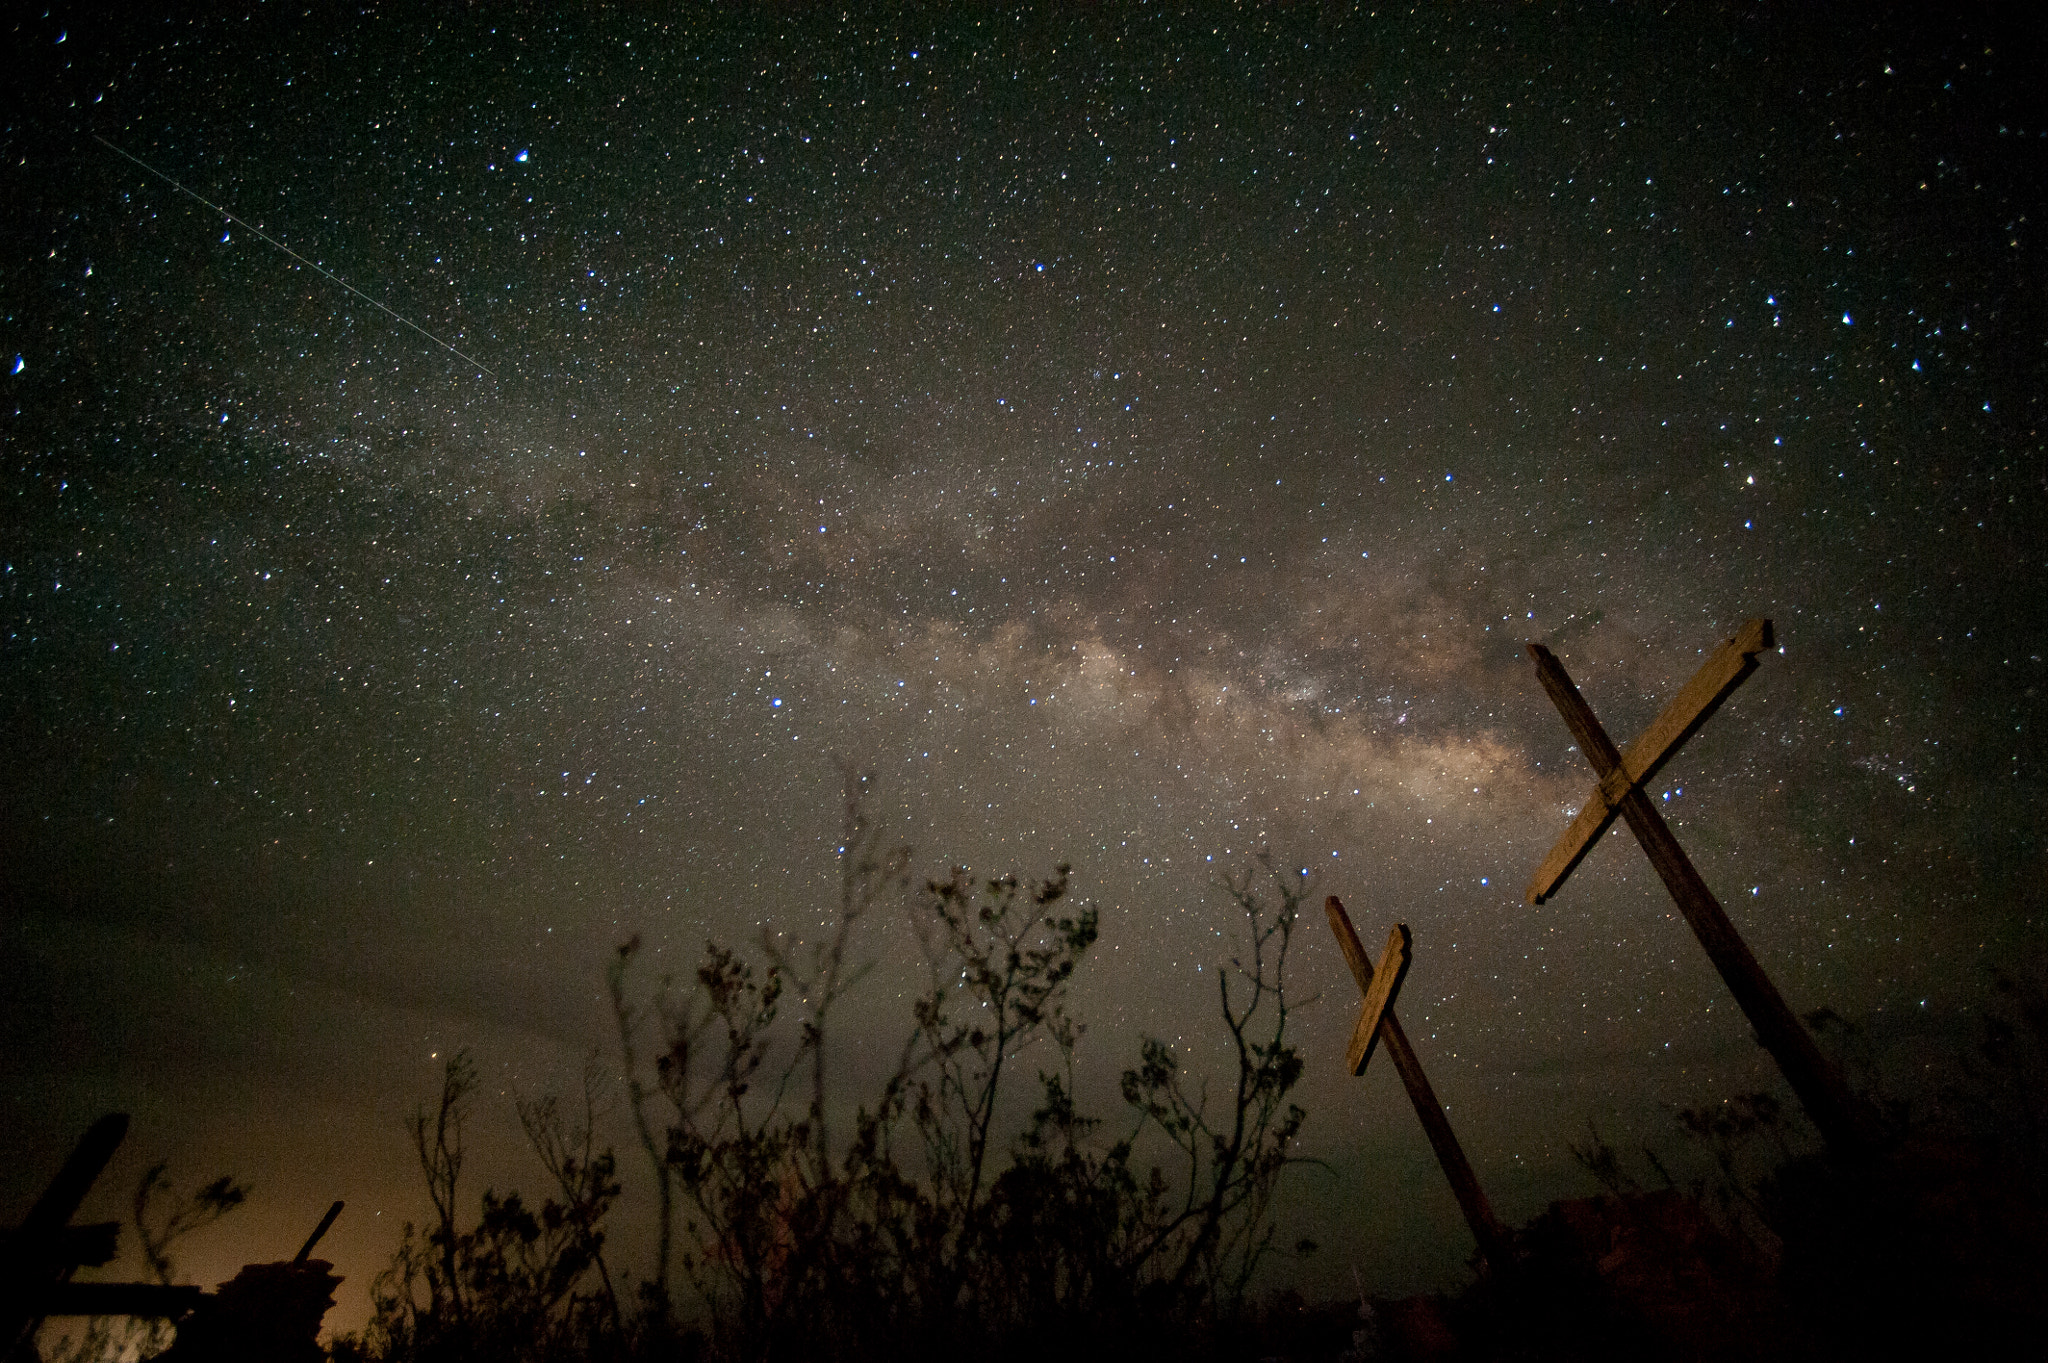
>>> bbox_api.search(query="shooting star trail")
[95,134,497,379]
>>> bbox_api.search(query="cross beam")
[1346,922,1411,1076]
[1327,897,1510,1268]
[2,1115,136,1354]
[1527,618,1773,906]
[1524,622,1879,1157]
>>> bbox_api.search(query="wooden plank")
[295,1201,345,1264]
[1523,646,1879,1158]
[1346,923,1411,1075]
[1326,897,1511,1267]
[2,1115,132,1358]
[17,1114,128,1242]
[1618,618,1771,790]
[1525,619,1773,904]
[1324,894,1379,994]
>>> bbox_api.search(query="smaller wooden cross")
[1327,897,1510,1269]
[1346,922,1411,1075]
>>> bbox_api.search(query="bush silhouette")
[337,780,1313,1363]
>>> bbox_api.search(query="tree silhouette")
[347,785,1314,1363]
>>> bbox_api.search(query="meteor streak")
[94,134,496,379]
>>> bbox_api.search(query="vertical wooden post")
[1528,644,1880,1157]
[1328,896,1512,1269]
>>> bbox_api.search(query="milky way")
[4,6,2042,1315]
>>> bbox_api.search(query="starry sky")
[4,2,2044,1322]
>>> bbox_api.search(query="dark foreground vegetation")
[321,783,1320,1363]
[20,790,2048,1362]
[1297,973,2048,1363]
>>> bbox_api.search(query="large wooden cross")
[1525,618,1878,1156]
[1327,896,1511,1269]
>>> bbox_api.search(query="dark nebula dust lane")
[3,4,2043,1315]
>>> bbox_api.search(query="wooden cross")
[0,1115,204,1355]
[1525,618,1879,1156]
[1,1116,345,1356]
[1327,896,1511,1269]
[1346,922,1411,1076]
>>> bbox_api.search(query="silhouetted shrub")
[330,1055,628,1363]
[339,779,1313,1363]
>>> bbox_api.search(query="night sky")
[4,3,2043,1325]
